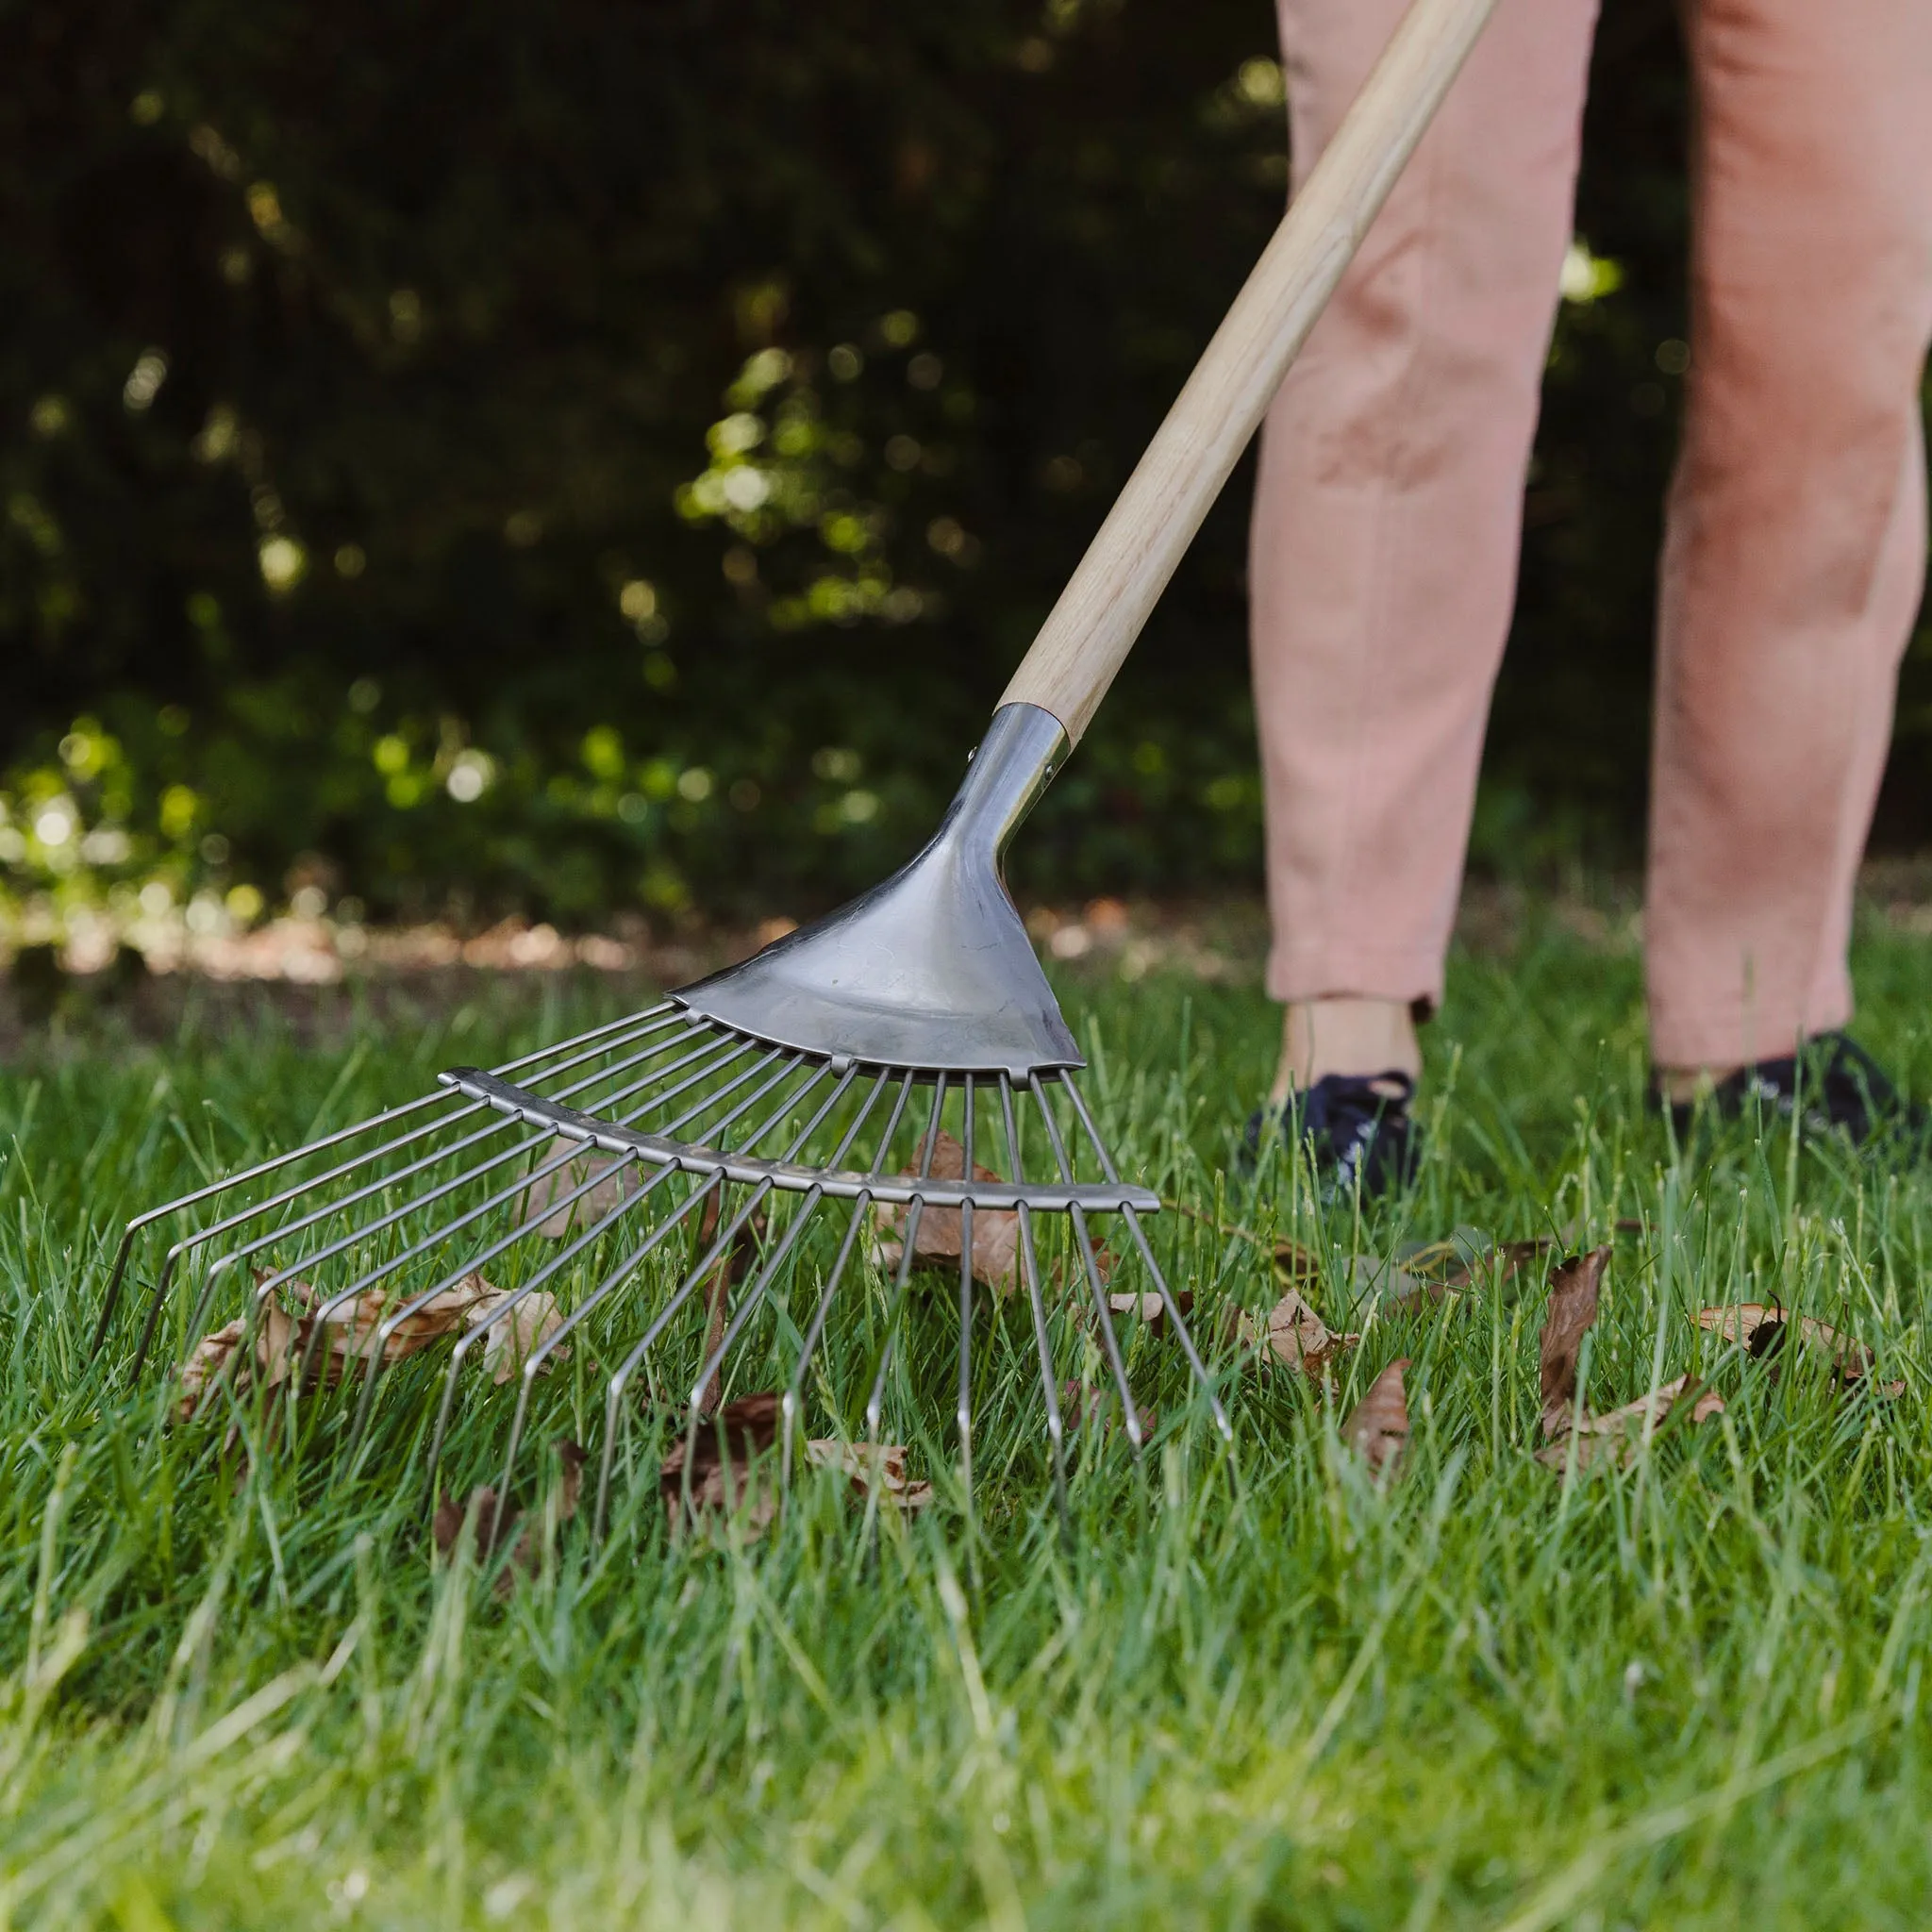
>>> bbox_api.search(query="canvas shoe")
[1657,1031,1928,1151]
[1242,1070,1421,1200]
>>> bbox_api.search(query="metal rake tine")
[301,1130,662,1396]
[93,1088,456,1354]
[487,1002,688,1084]
[783,1070,913,1463]
[1055,1074,1228,1439]
[689,1188,824,1416]
[1022,1205,1071,1522]
[125,1091,491,1375]
[593,1060,838,1425]
[1123,1207,1230,1441]
[1053,1070,1126,1185]
[317,1126,629,1346]
[94,1006,679,1350]
[998,1075,1069,1510]
[521,1050,851,1479]
[1029,1074,1141,1451]
[783,1196,872,1487]
[236,1032,765,1321]
[359,1045,815,1385]
[166,996,691,1282]
[438,1143,695,1507]
[425,1051,841,1508]
[342,1146,666,1448]
[679,1059,862,1411]
[272,1036,787,1402]
[864,1208,925,1445]
[461,1164,693,1507]
[604,1177,779,1406]
[823,1066,897,1174]
[436,1040,824,1507]
[579,1172,726,1539]
[487,1001,684,1078]
[430,1166,703,1514]
[957,1074,975,1487]
[1074,1205,1141,1450]
[199,1024,743,1323]
[592,1174,785,1536]
[864,1074,948,1441]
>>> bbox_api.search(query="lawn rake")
[96,0,1496,1530]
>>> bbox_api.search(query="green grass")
[8,905,1932,1927]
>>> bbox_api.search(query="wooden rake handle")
[999,0,1498,744]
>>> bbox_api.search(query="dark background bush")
[4,0,1928,927]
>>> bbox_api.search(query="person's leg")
[1254,0,1600,1096]
[1647,0,1932,1083]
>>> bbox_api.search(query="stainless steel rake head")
[100,704,1226,1531]
[96,0,1495,1528]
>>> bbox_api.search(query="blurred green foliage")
[3,0,1924,933]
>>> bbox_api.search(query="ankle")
[1272,997,1423,1104]
[1655,1062,1746,1106]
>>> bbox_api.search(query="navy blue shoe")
[1656,1031,1928,1151]
[1243,1071,1421,1200]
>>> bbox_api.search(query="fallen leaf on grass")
[1233,1288,1359,1379]
[432,1439,588,1598]
[177,1270,561,1419]
[660,1392,783,1533]
[802,1440,936,1513]
[1695,1304,1904,1396]
[1059,1379,1158,1441]
[1538,1246,1610,1440]
[1106,1288,1193,1332]
[658,1393,932,1538]
[1534,1375,1724,1472]
[1341,1359,1409,1476]
[175,1318,256,1420]
[307,1272,502,1362]
[522,1137,641,1238]
[1534,1248,1724,1472]
[691,1194,768,1416]
[1391,1233,1558,1312]
[874,1132,1021,1293]
[461,1282,570,1385]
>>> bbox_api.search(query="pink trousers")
[1252,0,1932,1066]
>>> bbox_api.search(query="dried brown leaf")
[344,1272,498,1358]
[873,1131,1024,1294]
[1695,1304,1902,1395]
[659,1392,784,1535]
[1341,1359,1410,1475]
[1106,1288,1193,1333]
[1235,1289,1360,1378]
[658,1394,931,1535]
[522,1137,641,1238]
[803,1439,936,1512]
[175,1318,252,1421]
[179,1270,554,1421]
[1535,1374,1724,1473]
[1058,1379,1158,1441]
[692,1196,768,1416]
[1538,1247,1610,1439]
[464,1285,569,1385]
[432,1439,588,1596]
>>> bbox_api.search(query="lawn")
[6,901,1932,1927]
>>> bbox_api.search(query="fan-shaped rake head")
[98,707,1229,1533]
[100,999,1228,1530]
